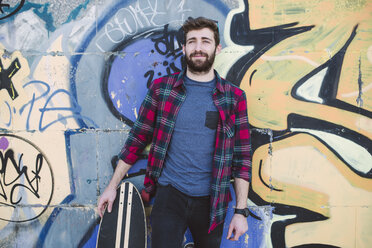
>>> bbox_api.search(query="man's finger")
[97,203,102,218]
[98,202,105,218]
[226,226,233,240]
[232,231,241,241]
[98,207,102,218]
[98,198,104,216]
[108,201,113,213]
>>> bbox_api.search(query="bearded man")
[98,17,252,248]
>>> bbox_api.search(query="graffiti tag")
[95,0,190,52]
[0,80,98,131]
[144,24,184,86]
[0,150,43,205]
[103,24,184,125]
[0,135,53,222]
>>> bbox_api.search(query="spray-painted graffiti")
[0,0,371,247]
[0,45,97,132]
[71,1,229,247]
[95,0,191,53]
[103,23,184,125]
[20,80,98,132]
[0,134,53,222]
[0,0,24,20]
[0,57,20,100]
[221,0,372,247]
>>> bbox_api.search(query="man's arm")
[97,80,159,217]
[227,90,251,240]
[97,160,131,218]
[235,178,249,209]
[227,178,249,240]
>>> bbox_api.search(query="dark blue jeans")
[151,184,224,248]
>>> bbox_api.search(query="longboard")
[97,181,147,248]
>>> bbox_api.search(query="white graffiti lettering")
[95,0,190,52]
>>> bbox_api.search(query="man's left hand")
[227,214,248,241]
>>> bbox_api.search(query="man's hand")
[227,214,248,241]
[97,160,132,218]
[97,186,117,218]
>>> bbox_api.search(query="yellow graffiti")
[0,37,73,231]
[221,0,372,247]
[241,0,372,137]
[10,83,16,100]
[252,133,372,247]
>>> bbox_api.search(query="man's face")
[183,28,221,73]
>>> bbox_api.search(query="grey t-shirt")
[158,76,218,196]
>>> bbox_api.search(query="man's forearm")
[234,178,249,209]
[227,177,250,240]
[107,159,132,189]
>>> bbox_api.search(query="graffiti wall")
[0,0,370,247]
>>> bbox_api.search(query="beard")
[185,49,216,73]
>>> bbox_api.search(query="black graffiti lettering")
[144,70,155,88]
[151,24,183,57]
[143,25,185,87]
[0,57,21,100]
[0,177,6,201]
[0,149,43,205]
[0,0,24,21]
[31,154,42,188]
[144,61,183,88]
[166,61,183,75]
[0,0,10,14]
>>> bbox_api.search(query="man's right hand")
[97,186,117,218]
[97,159,132,218]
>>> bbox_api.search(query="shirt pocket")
[205,111,219,130]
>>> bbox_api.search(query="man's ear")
[215,44,222,55]
[182,45,185,55]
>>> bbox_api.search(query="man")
[98,17,251,248]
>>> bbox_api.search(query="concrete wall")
[0,0,371,247]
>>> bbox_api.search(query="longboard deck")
[97,181,147,248]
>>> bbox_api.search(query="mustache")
[190,52,208,57]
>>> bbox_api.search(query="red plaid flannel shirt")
[119,70,251,232]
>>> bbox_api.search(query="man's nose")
[194,41,203,51]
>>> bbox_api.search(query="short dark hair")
[182,17,220,46]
